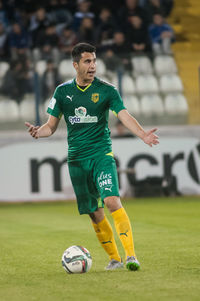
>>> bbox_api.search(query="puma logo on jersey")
[66,95,73,101]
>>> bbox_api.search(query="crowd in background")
[0,0,174,103]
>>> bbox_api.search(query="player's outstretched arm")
[25,115,60,139]
[118,109,159,147]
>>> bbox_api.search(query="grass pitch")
[0,197,200,301]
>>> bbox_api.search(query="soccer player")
[25,43,159,271]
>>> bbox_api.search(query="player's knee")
[104,196,122,213]
[89,208,104,224]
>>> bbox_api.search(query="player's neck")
[76,77,94,87]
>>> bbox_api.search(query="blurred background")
[0,0,200,201]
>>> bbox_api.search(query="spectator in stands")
[72,0,95,32]
[127,14,152,55]
[148,11,174,55]
[95,7,117,52]
[0,0,9,28]
[0,59,33,103]
[0,22,9,61]
[46,0,76,15]
[15,7,32,29]
[77,17,95,44]
[29,7,51,47]
[32,23,60,64]
[118,0,149,31]
[10,1,36,29]
[12,0,37,14]
[91,0,124,16]
[142,0,174,23]
[9,22,30,60]
[46,0,73,28]
[41,59,61,102]
[59,25,78,59]
[161,0,174,17]
[58,0,77,13]
[103,48,120,73]
[104,31,132,73]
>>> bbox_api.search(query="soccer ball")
[61,245,92,274]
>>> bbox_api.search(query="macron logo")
[66,95,73,102]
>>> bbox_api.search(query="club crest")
[91,93,99,103]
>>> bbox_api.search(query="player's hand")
[142,128,159,147]
[25,122,40,139]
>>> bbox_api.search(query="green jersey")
[47,77,126,162]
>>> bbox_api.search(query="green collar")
[76,83,92,92]
[74,77,96,92]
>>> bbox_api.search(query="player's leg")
[89,207,123,270]
[94,155,140,270]
[68,159,122,269]
[104,196,140,271]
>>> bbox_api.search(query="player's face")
[74,52,96,84]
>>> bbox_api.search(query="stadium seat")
[96,58,106,76]
[58,59,76,79]
[112,74,136,94]
[154,55,177,76]
[159,74,184,94]
[0,62,9,79]
[131,56,153,76]
[35,60,47,76]
[164,93,188,115]
[0,98,19,122]
[123,95,140,116]
[140,94,164,116]
[135,74,159,94]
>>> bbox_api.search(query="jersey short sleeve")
[108,86,126,116]
[47,86,63,119]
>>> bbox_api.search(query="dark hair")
[71,43,96,62]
